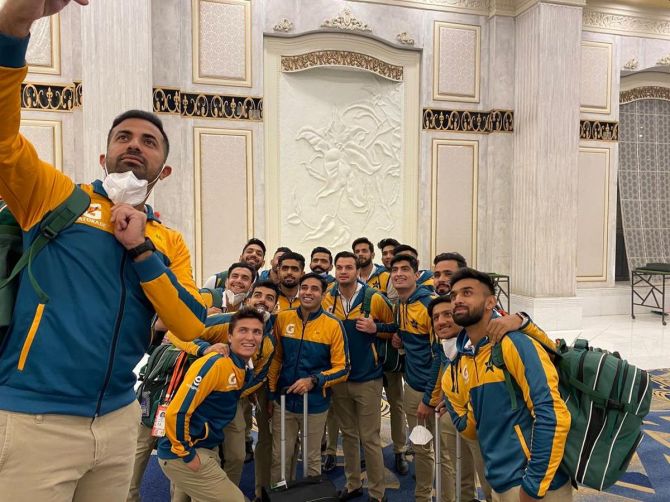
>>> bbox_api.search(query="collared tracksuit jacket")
[157,352,250,463]
[442,328,571,498]
[268,307,350,414]
[322,283,393,383]
[0,37,207,417]
[363,264,390,295]
[169,312,277,397]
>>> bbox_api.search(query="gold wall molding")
[423,108,513,134]
[349,0,489,16]
[620,86,670,103]
[579,120,618,142]
[153,87,262,120]
[281,51,403,82]
[321,7,372,32]
[580,40,612,115]
[583,7,670,41]
[20,82,81,112]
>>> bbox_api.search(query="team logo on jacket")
[84,204,102,220]
[285,324,295,337]
[227,373,238,388]
[461,367,469,382]
[189,375,203,391]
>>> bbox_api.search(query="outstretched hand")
[0,0,89,38]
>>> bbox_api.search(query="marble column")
[79,2,153,184]
[511,2,583,329]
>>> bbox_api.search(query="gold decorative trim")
[321,7,372,32]
[20,82,80,112]
[583,7,670,41]
[273,18,294,32]
[580,120,618,142]
[657,55,670,66]
[433,21,481,103]
[349,0,489,16]
[580,41,612,115]
[192,0,252,87]
[153,87,262,120]
[281,51,403,82]
[623,58,639,71]
[620,86,670,103]
[19,119,63,171]
[423,108,513,134]
[396,32,415,45]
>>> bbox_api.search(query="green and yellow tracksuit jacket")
[268,307,350,414]
[168,313,276,397]
[441,327,571,498]
[362,264,390,295]
[276,292,300,313]
[157,352,250,462]
[0,35,206,417]
[322,283,393,383]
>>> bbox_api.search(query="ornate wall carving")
[580,41,612,115]
[620,86,670,103]
[422,108,513,133]
[153,87,262,120]
[321,7,372,32]
[281,51,403,81]
[580,120,618,141]
[433,21,480,102]
[20,82,80,111]
[583,8,670,40]
[192,0,251,86]
[25,14,60,74]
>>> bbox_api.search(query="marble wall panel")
[433,21,481,102]
[19,119,62,171]
[580,41,612,115]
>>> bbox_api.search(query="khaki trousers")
[324,406,339,456]
[332,379,385,500]
[404,384,435,502]
[254,387,273,497]
[127,422,158,502]
[384,371,406,453]
[270,403,328,482]
[0,401,140,502]
[439,414,492,502]
[222,397,248,485]
[493,481,572,502]
[160,447,244,502]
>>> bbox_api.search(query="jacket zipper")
[95,254,127,416]
[290,317,309,398]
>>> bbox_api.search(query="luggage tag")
[152,404,168,437]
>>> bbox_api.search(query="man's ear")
[99,154,106,169]
[159,165,172,180]
[485,294,498,311]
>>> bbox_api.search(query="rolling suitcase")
[435,410,462,502]
[261,392,338,502]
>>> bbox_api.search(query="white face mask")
[409,425,434,446]
[441,338,458,361]
[102,166,163,206]
[225,289,248,307]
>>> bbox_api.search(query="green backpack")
[491,334,652,491]
[374,291,405,373]
[214,271,228,289]
[0,188,90,338]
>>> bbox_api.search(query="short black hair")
[243,238,266,256]
[230,306,265,333]
[311,246,332,263]
[227,262,256,279]
[352,237,374,253]
[275,246,292,256]
[393,244,418,257]
[378,238,400,250]
[299,272,328,293]
[278,251,305,270]
[390,254,419,272]
[449,267,495,296]
[250,280,280,300]
[433,252,467,268]
[107,110,170,159]
[428,295,451,322]
[334,251,360,269]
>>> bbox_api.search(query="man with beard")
[164,281,280,496]
[387,254,440,502]
[432,252,467,296]
[323,252,393,502]
[259,246,291,284]
[443,268,571,502]
[276,251,305,311]
[0,2,207,498]
[203,238,266,289]
[394,244,434,291]
[310,246,336,285]
[268,273,350,482]
[353,237,390,294]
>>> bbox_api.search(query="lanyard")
[163,352,189,405]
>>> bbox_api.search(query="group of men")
[0,2,572,502]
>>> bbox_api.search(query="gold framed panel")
[580,40,613,115]
[576,146,610,282]
[193,127,254,285]
[191,0,252,87]
[19,119,63,171]
[26,14,61,75]
[432,21,481,103]
[430,138,478,267]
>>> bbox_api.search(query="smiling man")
[203,238,267,290]
[276,251,305,311]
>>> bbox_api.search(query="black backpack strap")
[0,186,90,303]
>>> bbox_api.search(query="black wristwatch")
[127,237,156,259]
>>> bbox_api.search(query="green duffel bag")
[0,203,22,336]
[492,334,652,491]
[374,293,404,373]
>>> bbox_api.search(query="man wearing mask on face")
[276,251,305,311]
[310,246,336,285]
[203,238,267,289]
[259,246,291,284]
[0,2,207,499]
[353,237,390,295]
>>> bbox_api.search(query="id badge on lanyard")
[151,352,188,438]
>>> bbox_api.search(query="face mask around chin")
[102,170,149,206]
[225,289,248,306]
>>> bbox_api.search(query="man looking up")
[276,251,305,311]
[259,246,291,284]
[0,2,206,499]
[310,246,336,285]
[203,238,266,289]
[388,254,440,502]
[433,252,467,296]
[268,273,350,481]
[444,268,571,502]
[352,237,389,294]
